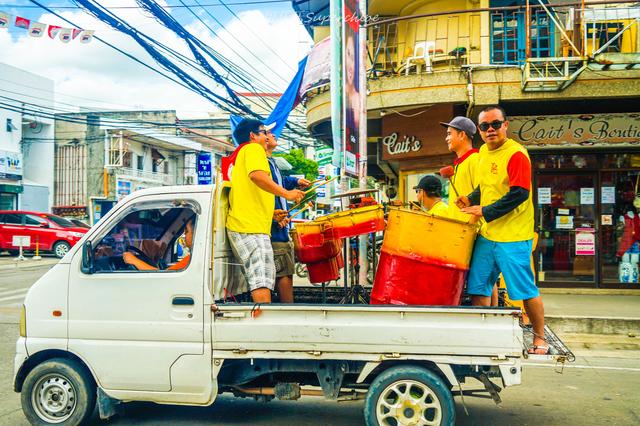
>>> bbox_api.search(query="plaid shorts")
[227,231,275,292]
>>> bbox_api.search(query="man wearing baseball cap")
[440,116,479,222]
[226,118,304,304]
[414,175,448,217]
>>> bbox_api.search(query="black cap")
[413,175,442,193]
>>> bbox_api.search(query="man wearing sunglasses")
[456,105,547,355]
[226,118,305,304]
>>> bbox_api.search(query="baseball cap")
[440,116,477,138]
[413,175,442,193]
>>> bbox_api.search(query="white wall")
[0,62,55,210]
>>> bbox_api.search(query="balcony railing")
[117,167,176,186]
[367,5,639,79]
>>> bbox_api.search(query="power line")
[2,0,291,9]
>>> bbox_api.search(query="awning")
[0,184,23,194]
[151,148,165,161]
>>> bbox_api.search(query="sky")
[0,0,313,118]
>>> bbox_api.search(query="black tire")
[53,241,71,259]
[364,366,455,426]
[21,358,96,426]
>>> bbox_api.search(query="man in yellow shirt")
[457,106,547,355]
[226,118,304,303]
[414,175,448,217]
[440,116,479,222]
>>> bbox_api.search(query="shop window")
[601,171,640,286]
[534,154,598,169]
[602,153,640,169]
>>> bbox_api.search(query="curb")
[541,288,640,296]
[546,315,640,335]
[0,260,59,271]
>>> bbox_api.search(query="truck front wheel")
[364,366,455,426]
[21,358,96,425]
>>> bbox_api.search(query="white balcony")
[116,167,176,186]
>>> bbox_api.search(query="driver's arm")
[123,252,158,271]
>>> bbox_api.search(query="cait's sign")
[509,113,640,146]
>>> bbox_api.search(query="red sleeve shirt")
[507,151,531,190]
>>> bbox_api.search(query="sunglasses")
[478,120,505,132]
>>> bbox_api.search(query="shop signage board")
[0,150,23,180]
[575,228,596,256]
[116,179,131,200]
[508,112,640,146]
[12,236,30,247]
[196,152,213,185]
[556,215,574,229]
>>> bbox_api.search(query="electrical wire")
[3,1,292,10]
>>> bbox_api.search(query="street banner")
[300,37,331,98]
[0,12,11,29]
[342,0,361,177]
[28,22,46,37]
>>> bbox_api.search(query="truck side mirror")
[81,241,94,274]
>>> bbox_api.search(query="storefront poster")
[602,214,613,225]
[601,186,615,204]
[537,187,551,204]
[580,187,594,205]
[0,150,23,180]
[556,215,574,229]
[116,179,131,200]
[575,228,596,256]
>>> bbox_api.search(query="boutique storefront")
[510,113,640,289]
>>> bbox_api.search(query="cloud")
[0,0,312,118]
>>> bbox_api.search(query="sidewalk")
[0,255,59,271]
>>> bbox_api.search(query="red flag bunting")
[15,16,30,30]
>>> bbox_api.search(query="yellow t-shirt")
[477,139,534,242]
[226,143,274,234]
[428,200,449,218]
[446,149,479,222]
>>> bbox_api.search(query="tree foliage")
[275,148,319,181]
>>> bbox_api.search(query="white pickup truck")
[14,184,571,426]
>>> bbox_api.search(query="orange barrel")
[371,207,477,306]
[292,221,333,248]
[315,205,385,239]
[291,229,342,264]
[306,255,341,283]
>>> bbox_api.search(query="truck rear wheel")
[21,358,96,425]
[364,366,455,426]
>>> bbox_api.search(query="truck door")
[67,193,210,393]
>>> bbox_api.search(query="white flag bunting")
[0,10,94,44]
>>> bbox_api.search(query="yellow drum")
[315,205,385,239]
[371,207,478,306]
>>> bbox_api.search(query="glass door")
[535,173,597,286]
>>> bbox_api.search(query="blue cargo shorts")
[467,235,539,301]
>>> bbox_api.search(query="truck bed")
[212,304,524,359]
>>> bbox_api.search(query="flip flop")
[528,345,550,355]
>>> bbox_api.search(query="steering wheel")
[125,245,159,269]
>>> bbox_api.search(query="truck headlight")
[20,305,26,337]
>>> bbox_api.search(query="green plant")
[275,148,319,181]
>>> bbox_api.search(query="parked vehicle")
[0,210,89,258]
[14,185,571,426]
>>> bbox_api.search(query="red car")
[0,210,89,258]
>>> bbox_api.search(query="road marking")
[0,288,30,297]
[0,293,28,303]
[525,362,640,372]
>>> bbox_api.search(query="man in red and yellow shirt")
[457,105,547,355]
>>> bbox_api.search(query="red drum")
[315,205,385,239]
[370,207,477,306]
[292,221,332,248]
[291,229,341,264]
[307,255,341,283]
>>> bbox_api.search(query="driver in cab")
[122,218,194,271]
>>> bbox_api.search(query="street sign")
[197,152,213,185]
[12,236,30,247]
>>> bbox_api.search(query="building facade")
[294,0,640,289]
[54,110,202,224]
[0,63,55,212]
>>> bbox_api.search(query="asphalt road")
[1,266,639,425]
